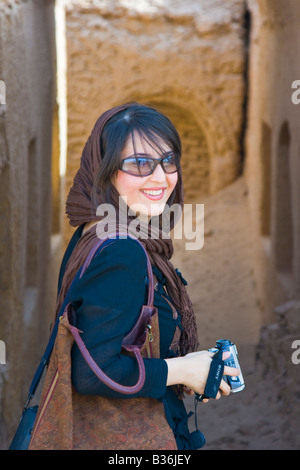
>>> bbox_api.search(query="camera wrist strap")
[195,350,224,402]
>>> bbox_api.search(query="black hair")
[91,103,182,208]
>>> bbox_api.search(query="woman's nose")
[150,162,166,182]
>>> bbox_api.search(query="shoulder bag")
[9,234,177,450]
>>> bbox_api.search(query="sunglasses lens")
[121,157,153,176]
[162,154,178,173]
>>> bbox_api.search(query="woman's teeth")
[142,189,164,195]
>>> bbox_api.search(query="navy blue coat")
[57,225,205,450]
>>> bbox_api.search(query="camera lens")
[216,339,232,349]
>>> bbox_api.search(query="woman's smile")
[140,187,167,200]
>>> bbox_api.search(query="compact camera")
[210,339,245,393]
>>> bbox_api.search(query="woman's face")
[112,132,178,221]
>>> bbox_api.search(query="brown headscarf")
[57,103,199,396]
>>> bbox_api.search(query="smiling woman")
[29,103,239,451]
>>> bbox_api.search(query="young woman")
[30,103,239,450]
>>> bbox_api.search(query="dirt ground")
[184,344,295,450]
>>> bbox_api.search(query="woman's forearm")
[164,350,240,397]
[164,351,212,392]
[164,356,187,387]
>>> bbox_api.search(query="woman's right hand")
[165,350,240,400]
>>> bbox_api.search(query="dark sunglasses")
[119,153,179,177]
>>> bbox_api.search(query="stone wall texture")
[0,0,57,449]
[243,0,300,447]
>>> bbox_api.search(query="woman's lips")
[140,188,167,201]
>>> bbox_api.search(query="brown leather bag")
[29,235,177,450]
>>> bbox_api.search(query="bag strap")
[24,233,154,407]
[64,233,156,395]
[65,309,147,395]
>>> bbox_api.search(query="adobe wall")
[63,0,247,241]
[0,0,57,448]
[245,0,300,321]
[244,0,300,446]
